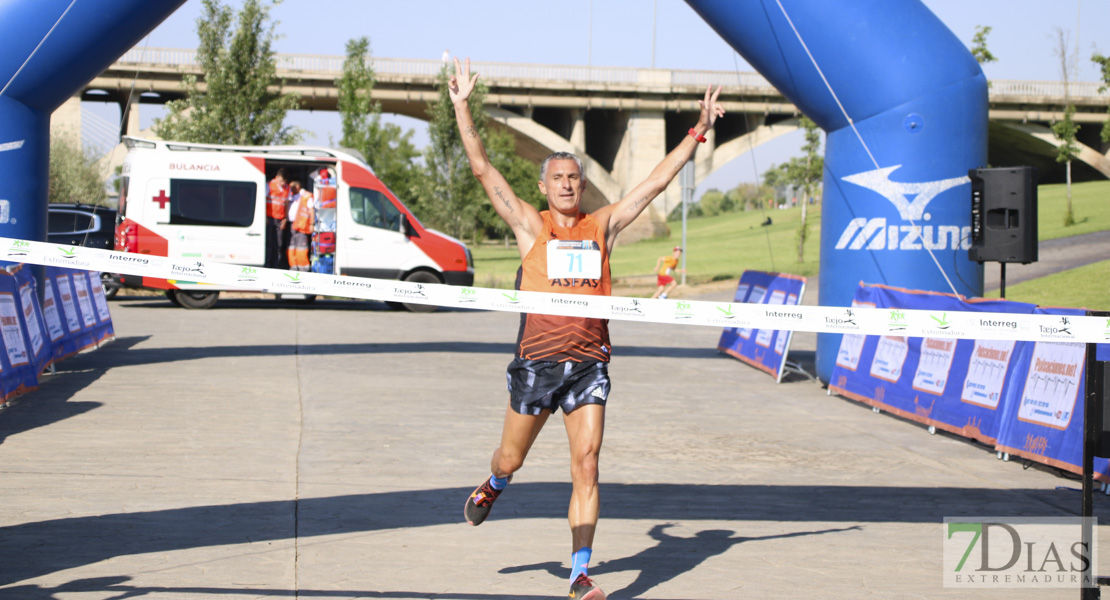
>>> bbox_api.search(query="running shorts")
[505,358,611,415]
[657,275,675,286]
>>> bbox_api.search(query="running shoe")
[463,474,511,526]
[568,573,606,599]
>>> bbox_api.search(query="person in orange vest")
[286,181,314,272]
[451,56,724,600]
[650,246,685,299]
[266,168,290,268]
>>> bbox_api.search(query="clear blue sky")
[95,0,1107,198]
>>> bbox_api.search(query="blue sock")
[570,547,592,582]
[489,474,509,490]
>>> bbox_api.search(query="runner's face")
[538,159,584,215]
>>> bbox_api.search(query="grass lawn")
[1037,180,1110,240]
[984,259,1110,311]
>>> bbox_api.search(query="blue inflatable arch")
[685,0,988,381]
[0,0,187,254]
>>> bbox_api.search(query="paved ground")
[0,292,1108,600]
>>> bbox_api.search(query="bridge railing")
[116,47,1109,98]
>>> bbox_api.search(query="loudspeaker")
[968,166,1038,264]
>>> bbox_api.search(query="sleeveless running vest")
[515,211,611,362]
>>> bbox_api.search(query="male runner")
[651,246,685,299]
[450,57,723,600]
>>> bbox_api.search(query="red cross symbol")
[152,190,170,209]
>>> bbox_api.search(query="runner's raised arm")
[449,57,541,250]
[594,84,724,247]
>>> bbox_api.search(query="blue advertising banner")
[84,272,115,345]
[718,271,807,382]
[995,307,1110,480]
[10,265,53,375]
[44,267,98,359]
[829,283,1036,445]
[0,269,39,400]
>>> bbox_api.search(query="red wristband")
[688,128,707,143]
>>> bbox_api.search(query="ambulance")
[113,137,474,310]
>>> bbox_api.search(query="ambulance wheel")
[101,273,121,300]
[174,290,219,310]
[397,270,440,313]
[165,290,182,307]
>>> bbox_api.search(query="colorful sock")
[489,474,509,490]
[570,547,592,582]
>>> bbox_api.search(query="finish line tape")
[3,237,1106,343]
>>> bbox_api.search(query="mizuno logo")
[842,165,969,221]
[835,166,972,252]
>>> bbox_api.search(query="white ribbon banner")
[3,237,1107,344]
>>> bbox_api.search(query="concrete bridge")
[59,47,1110,238]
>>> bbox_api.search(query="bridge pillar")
[569,109,586,154]
[50,96,83,141]
[612,110,669,241]
[121,100,141,138]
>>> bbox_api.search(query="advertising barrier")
[717,271,806,382]
[829,284,1110,480]
[10,266,53,376]
[0,267,40,401]
[829,284,1036,444]
[0,265,114,406]
[995,307,1099,478]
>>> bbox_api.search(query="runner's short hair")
[540,152,584,181]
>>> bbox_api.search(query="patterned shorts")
[505,358,611,416]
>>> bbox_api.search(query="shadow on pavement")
[0,482,1095,588]
[0,336,148,445]
[3,575,678,600]
[500,523,860,598]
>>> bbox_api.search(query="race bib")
[547,240,601,280]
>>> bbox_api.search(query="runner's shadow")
[499,523,859,598]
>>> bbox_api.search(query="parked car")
[46,203,121,299]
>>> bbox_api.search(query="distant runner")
[651,246,685,299]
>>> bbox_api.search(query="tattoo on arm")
[465,125,478,139]
[627,195,650,212]
[493,186,514,213]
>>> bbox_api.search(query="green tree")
[337,37,420,202]
[700,189,725,217]
[49,134,108,206]
[970,25,997,65]
[792,116,823,262]
[1091,51,1110,145]
[153,0,301,145]
[1052,27,1079,227]
[668,198,703,221]
[420,64,541,242]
